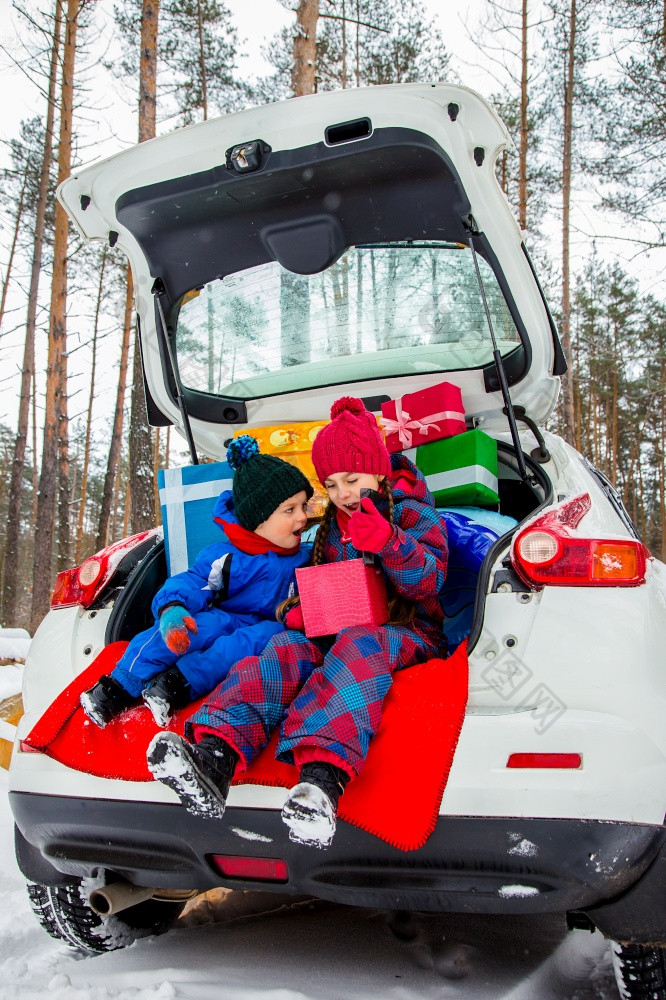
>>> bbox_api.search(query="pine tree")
[541,0,605,446]
[291,0,319,97]
[96,262,134,550]
[597,1,666,243]
[114,0,243,123]
[31,0,82,632]
[1,5,61,629]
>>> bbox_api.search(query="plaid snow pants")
[186,624,436,776]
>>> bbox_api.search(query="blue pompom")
[227,435,260,470]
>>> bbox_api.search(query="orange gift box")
[235,421,330,518]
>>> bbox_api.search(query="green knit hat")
[226,435,314,531]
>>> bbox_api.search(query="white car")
[8,84,666,997]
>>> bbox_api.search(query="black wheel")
[27,873,185,954]
[611,941,666,1000]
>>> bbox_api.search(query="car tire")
[27,873,186,954]
[611,940,666,999]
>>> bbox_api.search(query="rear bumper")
[10,789,665,940]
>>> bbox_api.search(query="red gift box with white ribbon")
[380,381,466,453]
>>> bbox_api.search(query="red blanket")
[25,640,468,852]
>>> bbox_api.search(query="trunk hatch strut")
[465,225,528,483]
[152,278,199,465]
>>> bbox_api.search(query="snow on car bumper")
[10,790,665,935]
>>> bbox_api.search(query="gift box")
[158,462,233,576]
[403,429,499,508]
[235,421,330,518]
[296,558,389,638]
[380,381,465,453]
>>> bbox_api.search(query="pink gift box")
[296,559,389,638]
[380,381,466,453]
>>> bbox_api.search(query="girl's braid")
[312,500,335,566]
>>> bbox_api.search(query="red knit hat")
[312,396,392,483]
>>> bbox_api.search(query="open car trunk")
[58,84,565,460]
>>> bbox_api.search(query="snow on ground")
[0,628,28,714]
[0,628,30,669]
[0,770,621,1000]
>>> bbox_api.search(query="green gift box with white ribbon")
[403,429,499,508]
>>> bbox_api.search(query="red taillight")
[209,854,288,882]
[50,528,160,610]
[511,493,649,588]
[507,753,582,768]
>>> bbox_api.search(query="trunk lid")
[58,84,564,456]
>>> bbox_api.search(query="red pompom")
[330,396,365,419]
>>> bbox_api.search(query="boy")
[80,436,313,727]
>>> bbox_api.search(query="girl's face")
[255,490,309,549]
[323,471,385,513]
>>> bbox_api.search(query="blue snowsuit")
[110,491,312,699]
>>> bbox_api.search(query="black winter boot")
[142,666,193,727]
[147,731,239,819]
[281,761,350,849]
[80,675,140,728]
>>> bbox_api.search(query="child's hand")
[348,497,393,553]
[159,603,198,654]
[284,604,305,630]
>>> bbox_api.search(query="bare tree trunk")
[129,0,160,533]
[122,478,131,537]
[207,293,214,391]
[31,0,79,633]
[610,322,618,487]
[518,0,528,230]
[32,371,38,524]
[291,0,319,97]
[0,168,28,333]
[560,0,577,445]
[499,150,508,195]
[111,460,121,542]
[2,0,62,628]
[75,248,107,562]
[196,0,208,120]
[355,0,360,87]
[661,359,666,560]
[56,381,71,572]
[129,326,155,532]
[153,427,161,523]
[96,267,132,550]
[341,0,347,89]
[139,0,159,143]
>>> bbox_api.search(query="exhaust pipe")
[88,881,199,917]
[89,882,158,916]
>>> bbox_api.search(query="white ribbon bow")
[381,400,464,449]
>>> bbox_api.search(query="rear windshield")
[175,242,521,399]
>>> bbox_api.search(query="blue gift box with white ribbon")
[158,462,233,577]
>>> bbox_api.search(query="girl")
[147,396,448,848]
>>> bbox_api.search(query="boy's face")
[323,471,385,512]
[255,490,309,549]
